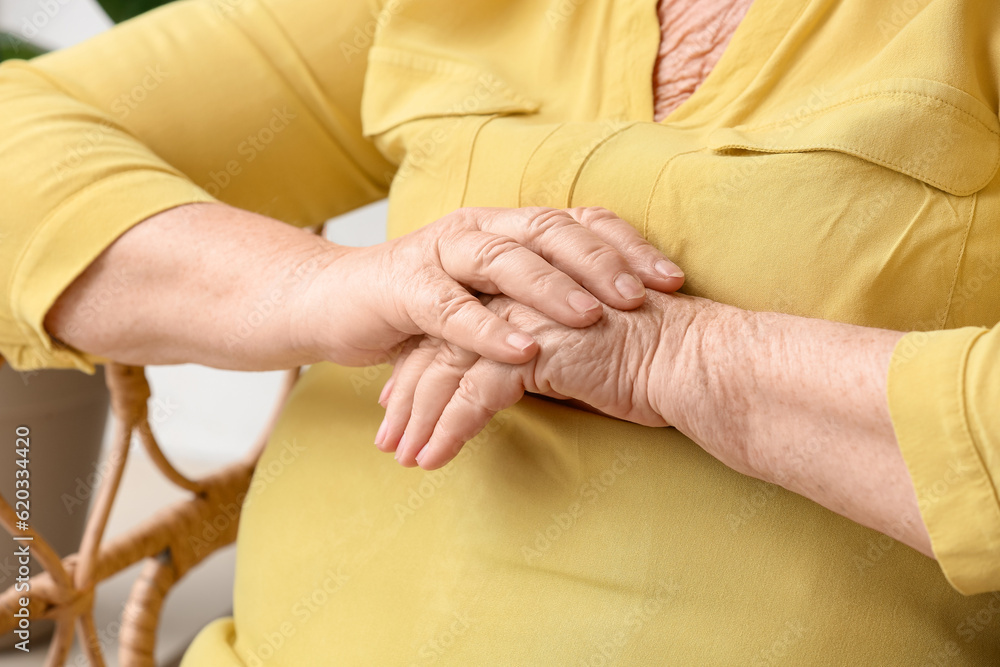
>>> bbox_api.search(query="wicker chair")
[0,361,301,666]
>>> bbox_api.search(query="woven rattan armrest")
[0,362,300,666]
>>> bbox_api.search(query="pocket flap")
[707,79,1000,196]
[362,46,539,137]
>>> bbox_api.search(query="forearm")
[45,203,342,371]
[658,303,932,557]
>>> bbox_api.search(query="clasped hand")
[358,206,699,470]
[294,206,683,366]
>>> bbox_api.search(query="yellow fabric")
[0,0,394,370]
[890,326,1000,596]
[1,0,1000,662]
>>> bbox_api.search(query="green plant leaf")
[0,31,48,62]
[96,0,176,24]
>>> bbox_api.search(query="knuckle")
[438,342,474,368]
[576,206,616,225]
[427,351,466,378]
[584,243,629,269]
[417,336,442,354]
[406,399,431,428]
[522,207,567,236]
[577,207,640,240]
[440,298,494,342]
[448,207,479,229]
[438,294,476,325]
[385,390,412,421]
[455,377,487,411]
[519,206,556,220]
[467,309,498,341]
[524,269,560,294]
[475,234,522,268]
[581,205,613,218]
[403,346,432,373]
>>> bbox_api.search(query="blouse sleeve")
[888,323,1000,594]
[0,0,395,371]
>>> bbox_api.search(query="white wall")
[1,0,389,463]
[0,0,112,50]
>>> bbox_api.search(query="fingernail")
[395,433,406,461]
[568,290,601,315]
[375,418,388,447]
[506,331,535,352]
[378,378,395,406]
[614,273,645,300]
[415,446,427,466]
[655,260,684,279]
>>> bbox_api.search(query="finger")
[473,207,644,310]
[413,359,525,470]
[566,207,685,294]
[375,342,419,451]
[394,343,478,467]
[406,275,538,364]
[475,207,675,310]
[378,338,421,409]
[378,375,395,408]
[441,232,605,328]
[377,338,440,454]
[374,337,421,451]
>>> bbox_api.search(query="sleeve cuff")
[888,327,1000,594]
[6,169,215,372]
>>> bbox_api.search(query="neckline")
[636,0,807,127]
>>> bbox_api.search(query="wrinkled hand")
[292,207,684,367]
[376,290,703,469]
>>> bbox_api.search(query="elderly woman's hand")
[46,203,682,372]
[293,206,684,368]
[377,290,712,469]
[379,285,935,562]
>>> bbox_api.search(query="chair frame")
[0,362,301,666]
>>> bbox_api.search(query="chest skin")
[652,0,755,120]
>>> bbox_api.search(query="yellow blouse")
[2,0,1000,663]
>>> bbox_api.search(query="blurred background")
[0,1,389,663]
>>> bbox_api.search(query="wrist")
[283,239,356,363]
[649,295,763,476]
